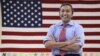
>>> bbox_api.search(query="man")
[43,3,85,56]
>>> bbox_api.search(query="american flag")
[0,0,100,52]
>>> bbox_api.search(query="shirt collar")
[59,20,74,26]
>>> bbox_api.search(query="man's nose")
[63,11,68,15]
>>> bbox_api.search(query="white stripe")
[2,35,100,40]
[43,11,100,16]
[84,28,100,32]
[1,36,44,40]
[43,20,100,24]
[1,44,100,48]
[84,44,100,48]
[85,36,100,40]
[0,44,45,48]
[42,4,100,8]
[2,27,48,32]
[2,27,100,32]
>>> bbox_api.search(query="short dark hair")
[60,3,74,14]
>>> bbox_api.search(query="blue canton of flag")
[1,0,42,27]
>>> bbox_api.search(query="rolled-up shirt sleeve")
[43,25,55,43]
[74,25,85,47]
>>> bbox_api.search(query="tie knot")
[62,24,67,28]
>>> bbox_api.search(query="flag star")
[35,20,38,24]
[14,14,17,17]
[31,18,34,21]
[17,17,21,20]
[24,18,27,21]
[10,6,13,9]
[14,20,17,23]
[38,1,40,4]
[7,14,10,17]
[27,4,30,7]
[3,5,6,8]
[10,23,14,26]
[17,6,20,9]
[4,22,7,25]
[21,20,24,23]
[27,10,30,12]
[7,20,10,23]
[24,1,27,4]
[35,15,37,18]
[4,17,6,20]
[28,15,31,18]
[21,9,24,12]
[4,11,6,14]
[31,12,34,15]
[9,1,13,3]
[10,17,13,20]
[20,4,23,7]
[38,18,41,21]
[21,15,24,18]
[24,7,27,10]
[38,12,41,15]
[17,12,20,15]
[6,3,9,6]
[17,23,20,26]
[31,23,34,26]
[34,10,37,12]
[38,23,41,26]
[24,12,27,15]
[13,3,16,6]
[31,7,34,9]
[24,23,27,26]
[14,9,17,12]
[31,2,34,4]
[17,1,20,4]
[28,21,31,24]
[3,0,6,2]
[38,7,41,10]
[34,4,37,7]
[7,8,10,11]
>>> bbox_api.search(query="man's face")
[59,5,73,23]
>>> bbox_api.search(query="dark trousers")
[55,54,80,56]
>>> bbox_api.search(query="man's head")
[59,3,73,23]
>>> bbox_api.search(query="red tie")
[59,25,66,56]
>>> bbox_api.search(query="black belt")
[55,54,80,56]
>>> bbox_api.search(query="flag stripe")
[1,44,100,48]
[42,4,100,8]
[43,8,100,12]
[43,24,100,28]
[42,1,100,4]
[2,27,100,32]
[2,40,100,44]
[2,36,100,40]
[43,16,100,20]
[1,48,100,52]
[43,12,100,16]
[2,32,100,36]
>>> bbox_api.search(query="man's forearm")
[60,43,81,51]
[44,40,71,49]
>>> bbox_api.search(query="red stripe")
[42,24,100,28]
[43,8,100,12]
[43,16,100,20]
[42,1,100,4]
[2,40,43,44]
[2,32,46,36]
[1,48,100,52]
[85,40,100,43]
[2,32,100,36]
[2,40,100,44]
